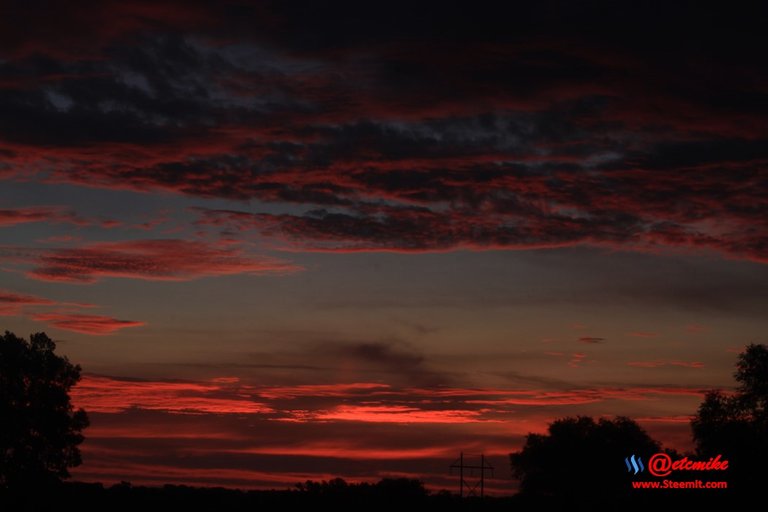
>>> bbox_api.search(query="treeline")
[2,476,743,512]
[3,478,516,512]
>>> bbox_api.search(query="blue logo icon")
[625,454,645,474]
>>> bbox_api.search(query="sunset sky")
[1,1,767,494]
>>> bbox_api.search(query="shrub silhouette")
[0,331,89,490]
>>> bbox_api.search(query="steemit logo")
[625,454,645,475]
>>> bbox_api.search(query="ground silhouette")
[3,478,518,512]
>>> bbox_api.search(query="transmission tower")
[449,452,494,497]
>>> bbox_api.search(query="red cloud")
[0,289,54,315]
[30,313,144,335]
[222,444,458,460]
[636,415,693,424]
[467,387,704,406]
[73,375,271,414]
[69,372,706,489]
[0,206,85,226]
[298,405,487,424]
[0,289,52,304]
[259,383,392,400]
[568,352,588,367]
[1,287,142,335]
[72,460,331,490]
[627,360,704,369]
[25,239,301,283]
[73,374,706,420]
[686,324,707,334]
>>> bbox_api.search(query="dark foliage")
[0,331,89,490]
[691,344,768,492]
[295,477,428,505]
[509,416,660,502]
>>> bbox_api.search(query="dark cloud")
[337,342,424,368]
[577,337,605,344]
[1,4,766,262]
[319,341,443,386]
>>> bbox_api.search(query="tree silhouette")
[691,344,768,491]
[0,331,89,490]
[510,416,660,502]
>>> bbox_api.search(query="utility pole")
[480,454,485,497]
[449,452,494,498]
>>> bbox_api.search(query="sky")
[1,0,768,494]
